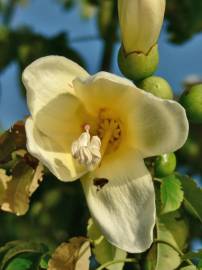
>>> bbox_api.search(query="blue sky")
[1,0,202,128]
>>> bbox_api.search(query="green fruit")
[180,84,202,123]
[155,153,176,177]
[138,76,174,99]
[118,44,159,81]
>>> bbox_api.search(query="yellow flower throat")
[71,108,122,170]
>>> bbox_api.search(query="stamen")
[71,125,101,171]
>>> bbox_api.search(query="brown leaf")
[48,237,91,270]
[0,169,11,204]
[0,159,44,216]
[0,121,26,163]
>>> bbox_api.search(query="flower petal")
[22,55,89,118]
[74,72,188,157]
[81,148,155,253]
[34,92,91,143]
[118,0,166,54]
[125,90,189,158]
[25,117,87,181]
[73,71,134,116]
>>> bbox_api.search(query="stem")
[99,2,118,71]
[96,258,138,270]
[154,239,194,266]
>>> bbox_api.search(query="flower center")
[71,125,101,171]
[71,109,122,170]
[98,118,122,156]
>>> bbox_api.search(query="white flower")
[118,0,166,55]
[23,56,188,253]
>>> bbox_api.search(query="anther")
[71,125,101,171]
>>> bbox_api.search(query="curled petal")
[25,118,87,181]
[23,55,89,118]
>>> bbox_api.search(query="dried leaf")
[0,169,11,204]
[0,159,44,216]
[48,237,90,270]
[0,121,26,163]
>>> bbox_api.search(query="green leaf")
[183,249,202,260]
[5,257,32,270]
[87,218,127,270]
[0,241,23,262]
[145,211,188,270]
[177,174,202,223]
[5,253,45,270]
[40,254,51,269]
[0,241,48,270]
[160,175,184,214]
[180,266,197,270]
[198,259,202,269]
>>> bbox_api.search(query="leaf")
[1,159,44,216]
[0,169,11,204]
[145,211,189,270]
[160,175,184,214]
[177,174,202,223]
[198,260,202,269]
[183,250,202,260]
[0,121,26,163]
[0,241,48,270]
[5,257,33,270]
[0,241,23,263]
[87,218,127,270]
[180,266,197,270]
[48,237,91,270]
[40,254,51,269]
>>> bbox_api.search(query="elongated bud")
[118,0,166,55]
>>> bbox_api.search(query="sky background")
[0,0,202,130]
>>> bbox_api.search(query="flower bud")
[118,44,159,81]
[138,76,174,99]
[118,0,166,55]
[180,84,202,124]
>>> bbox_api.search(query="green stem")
[99,1,118,71]
[154,239,194,266]
[96,258,138,270]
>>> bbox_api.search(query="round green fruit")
[118,44,159,81]
[138,76,174,99]
[155,153,176,177]
[180,84,202,123]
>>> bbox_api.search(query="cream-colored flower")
[118,0,166,55]
[23,56,188,253]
